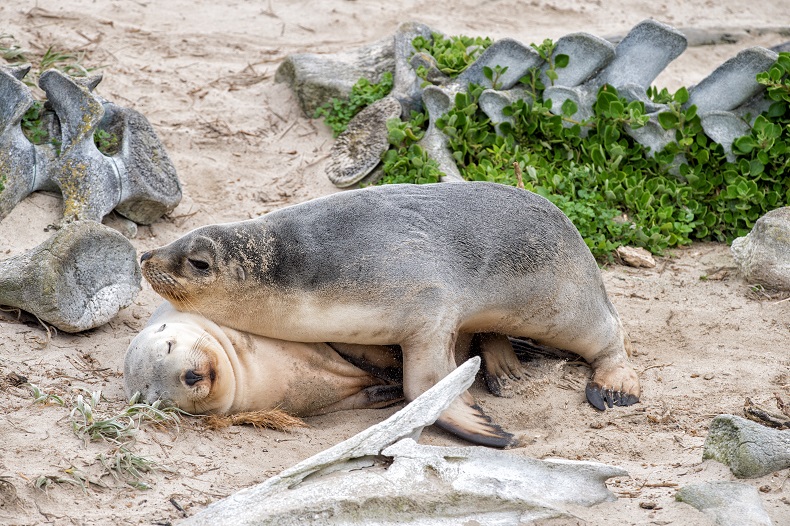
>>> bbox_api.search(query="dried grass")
[202,409,307,431]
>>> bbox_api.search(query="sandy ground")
[1,1,789,524]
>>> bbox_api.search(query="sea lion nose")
[184,370,203,387]
[140,251,153,263]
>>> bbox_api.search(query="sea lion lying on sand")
[139,182,640,447]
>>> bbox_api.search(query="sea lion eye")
[188,258,210,271]
[184,370,203,387]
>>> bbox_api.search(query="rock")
[703,414,790,478]
[616,245,656,268]
[0,220,141,332]
[731,207,790,291]
[183,356,629,525]
[676,481,773,526]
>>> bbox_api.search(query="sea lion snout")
[140,250,153,263]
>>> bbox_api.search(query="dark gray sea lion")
[140,182,640,447]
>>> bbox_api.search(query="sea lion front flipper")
[435,391,519,448]
[403,335,518,448]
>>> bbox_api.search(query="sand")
[1,1,789,524]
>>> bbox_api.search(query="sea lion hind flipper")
[585,356,641,411]
[585,382,640,411]
[435,394,519,449]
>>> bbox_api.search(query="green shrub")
[313,32,790,259]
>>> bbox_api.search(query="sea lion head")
[139,226,249,311]
[123,317,236,414]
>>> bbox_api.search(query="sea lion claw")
[586,382,640,411]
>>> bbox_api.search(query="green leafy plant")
[28,383,66,406]
[314,71,394,136]
[314,29,790,259]
[376,110,443,185]
[412,32,492,76]
[94,128,120,155]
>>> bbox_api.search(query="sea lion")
[140,181,641,447]
[123,302,403,417]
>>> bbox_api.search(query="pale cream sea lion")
[123,302,403,417]
[140,182,640,447]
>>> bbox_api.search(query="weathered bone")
[281,19,780,189]
[690,47,778,159]
[0,67,181,224]
[183,356,628,525]
[0,220,141,332]
[0,64,54,220]
[392,21,434,117]
[275,37,395,117]
[703,414,790,478]
[418,86,464,182]
[545,20,687,121]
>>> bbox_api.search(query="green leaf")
[657,112,679,130]
[561,99,578,117]
[554,54,569,68]
[674,87,689,104]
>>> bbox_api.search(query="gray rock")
[0,220,141,332]
[275,37,395,117]
[676,481,773,526]
[183,357,628,525]
[703,414,790,478]
[731,208,790,291]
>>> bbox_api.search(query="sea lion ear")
[235,265,246,282]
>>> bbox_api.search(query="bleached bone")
[183,356,629,525]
